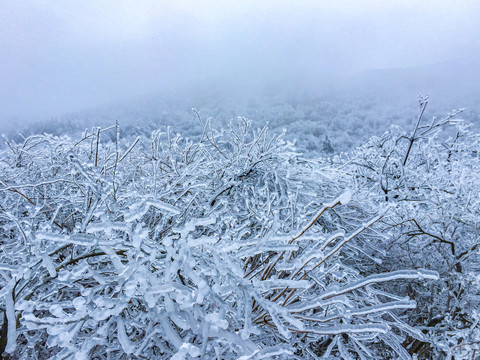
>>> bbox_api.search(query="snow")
[41,253,57,278]
[5,280,17,354]
[0,102,477,359]
[338,188,353,205]
[321,269,439,300]
[117,318,135,354]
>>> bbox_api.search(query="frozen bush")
[1,118,438,359]
[341,98,480,358]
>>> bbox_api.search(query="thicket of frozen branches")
[333,97,480,358]
[0,115,443,359]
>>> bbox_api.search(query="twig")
[403,97,428,166]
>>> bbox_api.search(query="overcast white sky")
[1,0,480,123]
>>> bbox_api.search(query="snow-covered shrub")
[1,118,437,359]
[342,98,480,358]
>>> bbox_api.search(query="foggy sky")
[1,0,480,125]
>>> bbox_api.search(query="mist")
[1,0,480,128]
